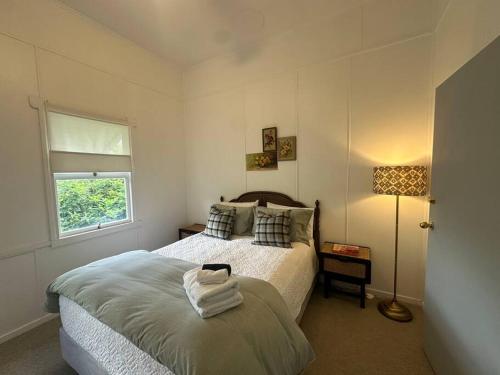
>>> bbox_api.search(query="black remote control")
[201,263,231,276]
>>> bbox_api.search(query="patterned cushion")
[214,204,254,236]
[252,206,313,245]
[252,210,292,248]
[203,206,236,240]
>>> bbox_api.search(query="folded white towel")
[183,267,243,318]
[194,288,236,308]
[186,289,243,319]
[183,269,239,304]
[197,268,229,284]
[183,267,203,291]
[183,267,201,290]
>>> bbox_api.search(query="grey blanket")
[46,250,315,375]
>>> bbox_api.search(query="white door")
[424,37,500,374]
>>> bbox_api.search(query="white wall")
[433,0,500,87]
[0,0,185,342]
[184,0,435,303]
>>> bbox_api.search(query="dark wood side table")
[178,224,206,240]
[319,242,371,308]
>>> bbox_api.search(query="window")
[46,109,134,238]
[54,172,132,237]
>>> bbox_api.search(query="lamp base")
[378,299,413,322]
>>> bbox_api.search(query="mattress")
[60,234,318,374]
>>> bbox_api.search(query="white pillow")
[267,202,314,239]
[219,200,258,208]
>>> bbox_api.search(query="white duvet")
[155,234,318,318]
[60,234,318,375]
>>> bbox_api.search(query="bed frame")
[62,191,320,374]
[221,191,320,253]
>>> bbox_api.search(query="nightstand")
[178,224,206,240]
[319,242,371,308]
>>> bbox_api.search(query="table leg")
[360,283,366,308]
[324,273,330,298]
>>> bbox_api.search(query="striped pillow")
[203,206,236,240]
[252,210,292,248]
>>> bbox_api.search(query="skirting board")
[0,313,59,345]
[321,275,423,306]
[366,287,423,306]
[319,275,424,307]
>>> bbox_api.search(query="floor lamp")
[373,166,427,322]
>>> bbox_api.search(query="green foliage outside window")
[56,178,128,233]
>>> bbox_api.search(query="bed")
[56,191,320,375]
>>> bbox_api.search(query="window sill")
[51,220,142,249]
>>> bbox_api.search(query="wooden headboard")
[220,191,320,253]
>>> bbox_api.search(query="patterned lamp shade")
[373,166,428,196]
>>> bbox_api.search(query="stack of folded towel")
[183,265,243,319]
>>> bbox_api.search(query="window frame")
[33,99,138,246]
[53,172,134,239]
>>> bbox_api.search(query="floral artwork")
[278,136,296,161]
[262,127,277,152]
[246,152,278,171]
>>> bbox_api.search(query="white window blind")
[47,111,131,173]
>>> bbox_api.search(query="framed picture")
[262,126,277,152]
[278,136,296,161]
[246,152,278,171]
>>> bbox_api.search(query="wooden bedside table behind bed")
[178,224,206,240]
[319,242,371,308]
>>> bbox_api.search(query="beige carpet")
[0,318,75,375]
[301,289,434,374]
[0,287,434,374]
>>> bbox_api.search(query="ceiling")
[59,0,362,66]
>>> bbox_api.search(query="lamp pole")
[393,194,399,301]
[377,193,413,322]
